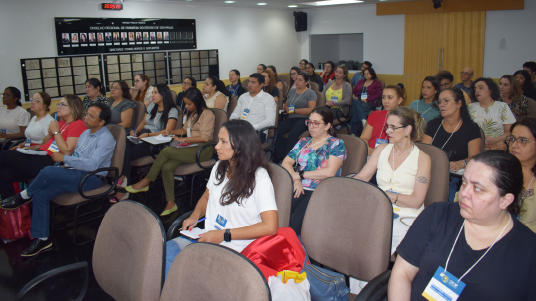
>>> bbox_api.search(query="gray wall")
[310,33,364,70]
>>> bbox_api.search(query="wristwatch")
[53,131,60,135]
[224,229,232,242]
[299,170,305,180]
[462,160,468,167]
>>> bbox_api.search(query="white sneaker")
[361,119,367,127]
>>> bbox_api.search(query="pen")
[133,126,137,136]
[178,217,206,231]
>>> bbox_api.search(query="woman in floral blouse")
[499,75,530,120]
[281,106,347,235]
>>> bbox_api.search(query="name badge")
[240,108,250,120]
[422,113,426,119]
[330,96,338,102]
[422,267,466,301]
[187,127,191,138]
[214,214,228,230]
[375,138,389,148]
[72,151,80,158]
[183,115,187,124]
[48,141,60,153]
[25,138,31,147]
[289,105,295,114]
[361,92,368,100]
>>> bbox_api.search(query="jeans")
[165,237,194,278]
[448,176,461,202]
[27,166,103,238]
[350,101,373,136]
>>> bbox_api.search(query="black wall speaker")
[294,12,307,32]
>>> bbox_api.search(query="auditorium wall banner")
[55,17,196,56]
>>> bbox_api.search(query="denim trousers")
[350,101,373,135]
[27,166,103,238]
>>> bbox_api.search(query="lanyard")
[417,100,433,116]
[443,215,511,282]
[295,136,329,171]
[289,88,308,106]
[379,112,388,140]
[432,119,462,150]
[59,123,70,134]
[520,175,535,207]
[74,133,98,155]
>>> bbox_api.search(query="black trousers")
[289,190,314,236]
[274,118,308,161]
[0,150,55,198]
[122,139,155,181]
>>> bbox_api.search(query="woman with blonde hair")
[500,75,530,120]
[261,69,280,104]
[131,74,154,107]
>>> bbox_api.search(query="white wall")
[301,4,405,75]
[483,0,536,78]
[0,0,301,100]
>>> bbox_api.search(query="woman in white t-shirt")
[468,77,516,150]
[12,92,54,148]
[165,119,278,278]
[0,87,30,140]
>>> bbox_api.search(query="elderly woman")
[83,78,110,111]
[468,77,516,150]
[0,87,30,140]
[508,117,536,233]
[500,75,530,120]
[408,76,441,124]
[203,76,231,112]
[389,151,536,300]
[351,67,383,135]
[131,74,154,107]
[11,92,54,149]
[282,106,346,236]
[165,119,278,278]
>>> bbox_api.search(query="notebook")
[180,227,207,240]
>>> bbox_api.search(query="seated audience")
[351,61,372,87]
[361,85,405,156]
[230,73,276,130]
[203,76,230,112]
[389,151,536,301]
[225,70,246,99]
[131,74,154,107]
[436,70,471,104]
[0,87,30,140]
[320,61,335,85]
[165,120,278,277]
[499,75,530,120]
[354,107,431,255]
[274,73,317,161]
[305,63,324,91]
[108,81,136,132]
[281,106,346,235]
[514,70,536,100]
[422,88,481,202]
[468,77,516,150]
[266,65,284,93]
[123,88,215,216]
[0,94,86,199]
[299,59,308,73]
[257,64,267,74]
[323,65,352,118]
[261,69,280,104]
[453,67,474,94]
[508,117,536,233]
[289,67,301,90]
[351,67,382,135]
[11,92,54,148]
[83,78,110,111]
[408,76,441,124]
[523,61,536,88]
[0,103,115,257]
[177,76,197,112]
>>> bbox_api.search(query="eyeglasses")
[111,87,121,91]
[83,111,97,120]
[505,136,536,147]
[56,102,68,107]
[290,72,298,76]
[435,97,453,106]
[182,82,192,86]
[460,72,474,76]
[439,82,451,88]
[383,125,408,132]
[31,98,42,103]
[305,120,326,128]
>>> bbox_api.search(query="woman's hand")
[352,94,358,99]
[361,98,368,103]
[198,229,224,244]
[293,179,305,198]
[164,129,170,136]
[10,143,24,150]
[182,215,200,231]
[484,136,497,146]
[129,130,136,137]
[49,120,60,133]
[291,171,301,181]
[173,137,186,142]
[137,132,150,140]
[326,100,335,106]
[449,161,465,173]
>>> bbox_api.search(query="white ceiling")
[124,0,414,10]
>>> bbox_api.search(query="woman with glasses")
[274,73,317,162]
[500,75,530,120]
[468,77,516,150]
[83,78,110,111]
[422,88,482,202]
[305,63,324,91]
[354,107,430,255]
[508,117,536,233]
[289,67,301,90]
[10,92,54,149]
[131,74,154,107]
[0,87,31,141]
[299,59,308,74]
[408,76,441,124]
[108,81,136,132]
[225,70,246,100]
[0,94,86,200]
[281,106,346,235]
[351,67,383,135]
[177,76,197,112]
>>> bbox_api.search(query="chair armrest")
[16,262,89,301]
[334,105,352,124]
[354,270,391,301]
[257,126,278,151]
[77,167,119,199]
[195,142,217,170]
[166,210,194,240]
[1,137,26,150]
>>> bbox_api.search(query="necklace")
[520,175,535,207]
[393,143,413,151]
[432,118,462,150]
[111,99,123,109]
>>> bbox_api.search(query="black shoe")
[21,238,52,257]
[0,194,32,210]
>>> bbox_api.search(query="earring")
[405,135,409,138]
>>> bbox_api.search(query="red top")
[366,110,389,149]
[321,72,335,85]
[352,79,382,105]
[40,119,87,156]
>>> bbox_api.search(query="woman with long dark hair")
[226,70,246,99]
[289,66,301,90]
[267,65,284,93]
[320,61,335,85]
[108,80,136,132]
[408,75,441,124]
[164,119,278,277]
[351,67,383,135]
[514,70,536,100]
[176,76,197,112]
[305,62,324,90]
[282,106,347,235]
[261,69,280,104]
[500,75,530,120]
[203,76,231,112]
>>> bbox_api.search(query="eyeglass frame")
[435,97,455,106]
[505,135,536,147]
[439,82,452,88]
[305,119,326,128]
[56,102,68,108]
[383,124,408,132]
[460,71,474,76]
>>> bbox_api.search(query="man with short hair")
[523,61,536,88]
[351,61,372,86]
[230,73,276,132]
[436,70,471,104]
[0,103,116,257]
[453,67,474,94]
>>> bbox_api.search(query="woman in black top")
[305,63,324,91]
[389,151,536,301]
[514,70,536,100]
[176,76,196,113]
[422,88,481,202]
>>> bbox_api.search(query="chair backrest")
[134,101,146,129]
[210,108,228,143]
[241,78,249,89]
[93,201,165,301]
[309,81,320,92]
[479,128,485,153]
[106,124,127,177]
[227,95,238,118]
[378,79,386,90]
[282,81,289,101]
[26,107,36,119]
[268,163,293,227]
[314,90,326,107]
[175,109,183,129]
[301,178,392,282]
[338,134,368,176]
[170,90,177,104]
[414,142,450,206]
[279,74,291,87]
[527,98,536,119]
[277,87,285,110]
[160,243,270,301]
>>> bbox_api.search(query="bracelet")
[394,193,399,204]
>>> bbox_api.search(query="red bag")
[241,227,309,279]
[0,204,32,241]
